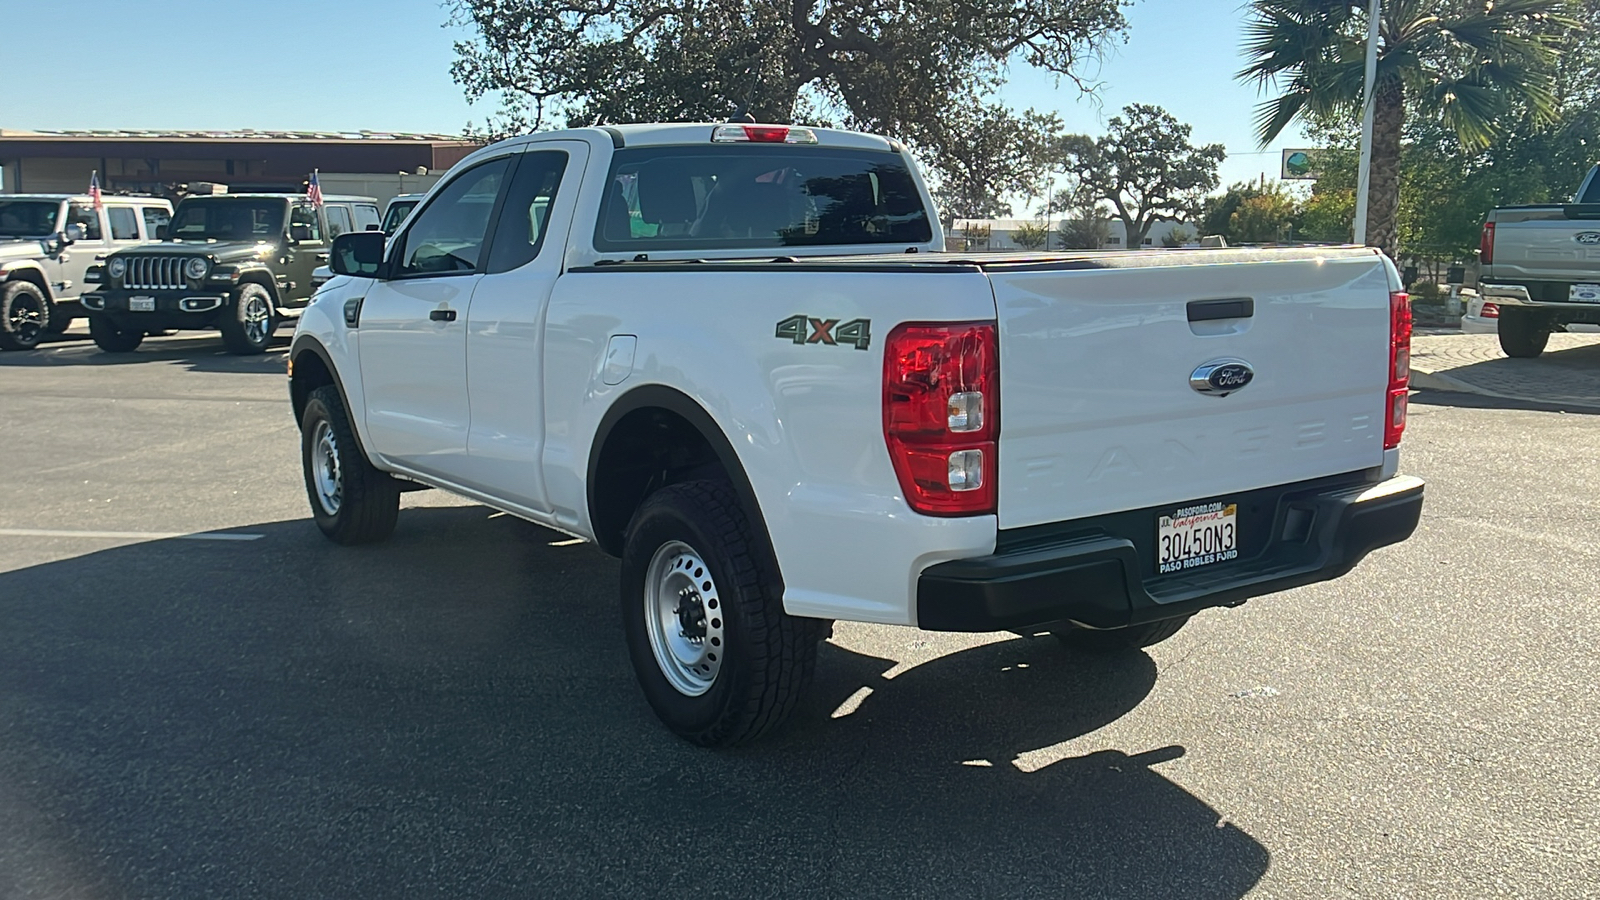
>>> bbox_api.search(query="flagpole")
[1353,0,1381,246]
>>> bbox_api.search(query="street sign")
[1281,149,1318,180]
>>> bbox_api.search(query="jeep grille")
[122,256,189,290]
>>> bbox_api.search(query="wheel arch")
[234,267,281,305]
[1,263,54,302]
[289,335,354,429]
[587,385,773,565]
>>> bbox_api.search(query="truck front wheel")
[621,480,821,746]
[1498,308,1551,358]
[0,281,49,351]
[300,385,400,545]
[1053,616,1190,654]
[220,284,277,355]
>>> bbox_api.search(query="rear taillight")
[883,322,999,516]
[1385,291,1411,450]
[1481,302,1500,319]
[1480,221,1495,265]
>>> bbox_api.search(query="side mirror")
[64,223,85,243]
[156,225,169,240]
[329,230,386,278]
[365,223,382,231]
[289,223,314,243]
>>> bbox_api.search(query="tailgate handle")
[1188,298,1254,322]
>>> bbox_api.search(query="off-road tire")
[44,304,73,335]
[1053,615,1191,654]
[300,385,400,545]
[220,283,277,355]
[1498,308,1550,358]
[621,480,823,747]
[0,281,50,351]
[88,313,144,352]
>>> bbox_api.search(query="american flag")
[89,170,103,211]
[307,169,324,207]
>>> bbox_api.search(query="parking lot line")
[0,528,264,542]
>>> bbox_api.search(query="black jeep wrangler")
[83,193,379,354]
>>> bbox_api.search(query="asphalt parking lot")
[3,328,1597,899]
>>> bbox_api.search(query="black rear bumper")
[917,474,1424,632]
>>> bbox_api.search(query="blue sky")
[1,0,1303,193]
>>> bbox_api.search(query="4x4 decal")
[775,315,871,350]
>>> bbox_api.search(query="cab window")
[486,151,569,273]
[141,206,171,237]
[65,205,102,241]
[394,158,509,277]
[108,206,140,240]
[289,205,323,242]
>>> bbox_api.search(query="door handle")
[430,308,457,322]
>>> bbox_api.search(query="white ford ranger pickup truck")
[289,122,1425,745]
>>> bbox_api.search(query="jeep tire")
[1053,615,1191,654]
[220,283,277,355]
[1498,307,1550,358]
[621,480,822,747]
[88,314,145,352]
[0,281,50,351]
[300,385,401,545]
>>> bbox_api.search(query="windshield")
[382,200,419,233]
[168,198,285,241]
[594,146,933,252]
[0,201,61,238]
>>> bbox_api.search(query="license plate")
[1571,284,1600,303]
[1157,502,1238,574]
[129,296,155,312]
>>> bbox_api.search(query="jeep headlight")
[108,257,126,279]
[185,257,210,280]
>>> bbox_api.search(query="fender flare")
[0,260,55,302]
[587,384,774,564]
[233,265,282,305]
[288,334,357,432]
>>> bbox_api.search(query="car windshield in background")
[382,201,419,233]
[169,199,285,241]
[0,201,61,238]
[594,146,932,252]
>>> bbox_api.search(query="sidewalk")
[1410,332,1600,409]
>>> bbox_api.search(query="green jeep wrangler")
[83,192,379,354]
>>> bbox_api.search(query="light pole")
[1353,0,1381,245]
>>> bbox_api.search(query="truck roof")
[176,193,378,202]
[491,123,900,154]
[1,193,166,204]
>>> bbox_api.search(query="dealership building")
[0,129,480,207]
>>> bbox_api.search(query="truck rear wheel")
[220,284,277,355]
[88,313,144,352]
[1497,308,1550,358]
[300,385,400,545]
[0,281,49,351]
[621,480,821,746]
[1053,616,1190,654]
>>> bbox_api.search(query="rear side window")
[594,145,932,252]
[325,205,354,237]
[141,206,170,236]
[107,206,139,240]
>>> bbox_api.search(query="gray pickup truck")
[1479,163,1600,357]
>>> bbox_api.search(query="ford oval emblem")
[1576,231,1600,246]
[1190,359,1255,397]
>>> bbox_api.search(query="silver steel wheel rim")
[644,541,726,697]
[311,420,343,516]
[242,295,270,344]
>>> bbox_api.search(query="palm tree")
[1238,0,1572,257]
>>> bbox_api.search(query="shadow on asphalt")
[1411,386,1600,416]
[0,507,1268,899]
[2,332,290,375]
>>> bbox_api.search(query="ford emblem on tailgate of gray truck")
[1574,232,1600,245]
[1190,359,1255,396]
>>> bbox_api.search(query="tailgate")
[1488,210,1600,284]
[990,249,1393,530]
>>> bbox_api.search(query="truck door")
[55,202,105,300]
[285,203,326,305]
[357,155,515,480]
[455,142,587,511]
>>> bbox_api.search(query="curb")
[1410,368,1600,411]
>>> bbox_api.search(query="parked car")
[81,193,377,354]
[1479,162,1600,357]
[0,194,172,350]
[381,193,424,234]
[1461,290,1498,333]
[291,122,1424,745]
